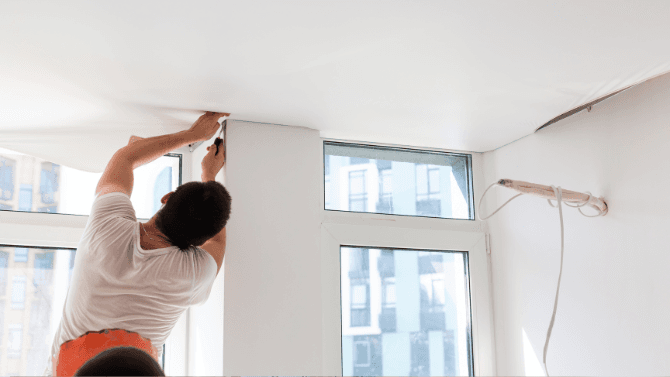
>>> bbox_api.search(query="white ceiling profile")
[2,1,670,172]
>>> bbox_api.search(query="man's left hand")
[189,111,230,142]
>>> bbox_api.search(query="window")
[8,323,22,358]
[0,147,189,374]
[0,148,181,219]
[0,246,75,371]
[348,170,367,212]
[354,340,371,367]
[340,246,475,376]
[14,247,29,263]
[153,166,172,213]
[11,275,27,310]
[351,283,370,327]
[382,279,396,308]
[324,142,473,219]
[349,248,371,327]
[325,177,331,208]
[40,162,59,204]
[0,251,8,294]
[34,252,54,286]
[378,167,393,213]
[416,164,441,217]
[0,156,15,201]
[19,183,33,211]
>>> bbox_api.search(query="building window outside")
[377,168,393,214]
[378,249,397,332]
[420,275,446,312]
[8,323,22,359]
[0,251,8,293]
[352,335,382,376]
[19,183,33,211]
[416,164,441,217]
[14,247,29,263]
[11,275,27,310]
[350,248,370,327]
[349,170,367,212]
[382,278,396,308]
[40,162,60,204]
[34,252,54,286]
[351,283,370,327]
[0,157,15,201]
[354,340,371,367]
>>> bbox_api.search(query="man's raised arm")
[118,112,228,170]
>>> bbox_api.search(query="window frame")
[320,138,495,376]
[323,140,476,221]
[0,147,192,374]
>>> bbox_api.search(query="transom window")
[0,147,181,220]
[324,142,473,220]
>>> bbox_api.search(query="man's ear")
[161,191,174,204]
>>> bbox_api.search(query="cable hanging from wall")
[478,179,608,377]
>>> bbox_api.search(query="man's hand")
[189,111,230,142]
[201,141,225,181]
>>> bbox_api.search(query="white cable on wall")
[478,180,607,376]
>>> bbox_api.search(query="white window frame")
[0,146,195,375]
[320,139,496,376]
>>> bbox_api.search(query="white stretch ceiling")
[2,1,670,172]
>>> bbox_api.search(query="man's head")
[74,346,165,376]
[154,181,232,251]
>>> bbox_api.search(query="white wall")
[481,73,670,375]
[223,120,323,375]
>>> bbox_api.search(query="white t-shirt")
[43,192,217,376]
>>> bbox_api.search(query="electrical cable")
[478,181,606,376]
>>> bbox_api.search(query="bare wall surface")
[481,73,670,375]
[223,120,323,375]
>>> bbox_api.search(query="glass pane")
[0,246,76,374]
[0,147,181,220]
[341,247,473,376]
[324,142,472,219]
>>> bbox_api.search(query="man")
[43,112,232,376]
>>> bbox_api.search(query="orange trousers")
[53,328,159,376]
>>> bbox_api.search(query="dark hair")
[74,346,165,376]
[154,181,232,252]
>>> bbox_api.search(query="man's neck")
[140,221,171,247]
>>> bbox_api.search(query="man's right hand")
[201,141,225,181]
